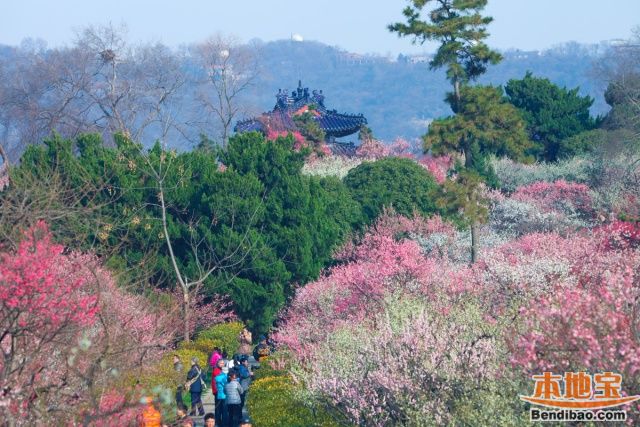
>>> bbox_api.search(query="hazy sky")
[1,0,638,54]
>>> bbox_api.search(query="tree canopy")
[344,157,440,224]
[11,131,360,333]
[505,72,598,161]
[424,85,533,169]
[389,0,502,102]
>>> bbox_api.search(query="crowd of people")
[140,330,274,427]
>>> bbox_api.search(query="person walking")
[238,328,252,356]
[237,356,253,409]
[224,371,244,427]
[211,358,224,423]
[139,396,162,427]
[214,361,228,426]
[173,355,186,411]
[209,346,222,369]
[185,357,205,417]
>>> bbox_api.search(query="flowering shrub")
[509,245,640,400]
[355,138,389,159]
[512,180,594,218]
[387,137,418,158]
[302,155,363,179]
[275,212,521,424]
[0,221,99,419]
[247,375,338,427]
[170,289,237,337]
[419,154,453,183]
[196,321,245,356]
[491,156,591,192]
[599,220,640,250]
[489,198,589,236]
[276,203,640,424]
[266,130,307,151]
[0,222,179,423]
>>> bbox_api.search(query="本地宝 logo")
[520,371,640,422]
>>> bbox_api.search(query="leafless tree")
[192,35,261,147]
[0,24,188,159]
[74,24,187,144]
[127,145,262,341]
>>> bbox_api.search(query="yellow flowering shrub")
[141,349,207,390]
[179,338,222,357]
[247,376,338,427]
[196,321,245,355]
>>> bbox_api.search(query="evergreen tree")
[424,85,533,170]
[435,168,489,263]
[389,0,502,106]
[505,72,598,161]
[344,157,441,225]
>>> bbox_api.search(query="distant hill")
[243,40,610,141]
[0,39,611,147]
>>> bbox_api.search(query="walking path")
[188,356,257,426]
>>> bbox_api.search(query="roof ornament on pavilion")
[235,81,367,155]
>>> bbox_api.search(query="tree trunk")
[471,221,479,263]
[463,144,473,168]
[183,289,191,342]
[454,79,461,106]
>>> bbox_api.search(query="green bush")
[344,157,440,225]
[196,321,245,355]
[252,359,288,382]
[247,376,338,427]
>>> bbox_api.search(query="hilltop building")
[234,81,367,156]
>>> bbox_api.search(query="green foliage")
[424,85,534,167]
[389,0,502,92]
[435,169,489,227]
[344,157,440,225]
[505,72,598,161]
[556,128,608,159]
[252,361,288,382]
[221,132,359,301]
[603,72,640,132]
[358,125,374,142]
[196,321,245,356]
[292,111,326,145]
[12,131,358,334]
[247,376,338,427]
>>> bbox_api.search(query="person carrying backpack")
[185,357,205,417]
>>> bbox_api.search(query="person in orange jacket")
[139,396,162,427]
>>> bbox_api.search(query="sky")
[1,0,638,54]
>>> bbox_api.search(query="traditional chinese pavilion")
[234,81,367,156]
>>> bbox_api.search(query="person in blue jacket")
[237,356,253,409]
[214,362,229,426]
